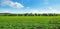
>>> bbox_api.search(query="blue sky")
[0,0,60,14]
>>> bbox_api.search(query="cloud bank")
[0,0,24,8]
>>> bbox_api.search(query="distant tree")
[23,13,28,16]
[37,14,41,16]
[41,13,48,16]
[34,13,38,16]
[27,13,34,16]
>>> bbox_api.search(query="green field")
[0,16,60,29]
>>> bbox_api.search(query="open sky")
[0,0,60,14]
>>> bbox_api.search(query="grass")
[0,16,60,29]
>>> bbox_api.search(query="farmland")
[0,16,60,29]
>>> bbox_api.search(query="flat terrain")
[0,16,60,29]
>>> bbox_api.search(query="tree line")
[0,13,60,16]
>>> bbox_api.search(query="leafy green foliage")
[0,16,60,29]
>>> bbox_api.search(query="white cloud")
[0,0,24,8]
[47,7,60,14]
[48,7,52,9]
[50,9,59,13]
[30,10,40,13]
[28,9,43,14]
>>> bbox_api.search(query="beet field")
[0,16,60,29]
